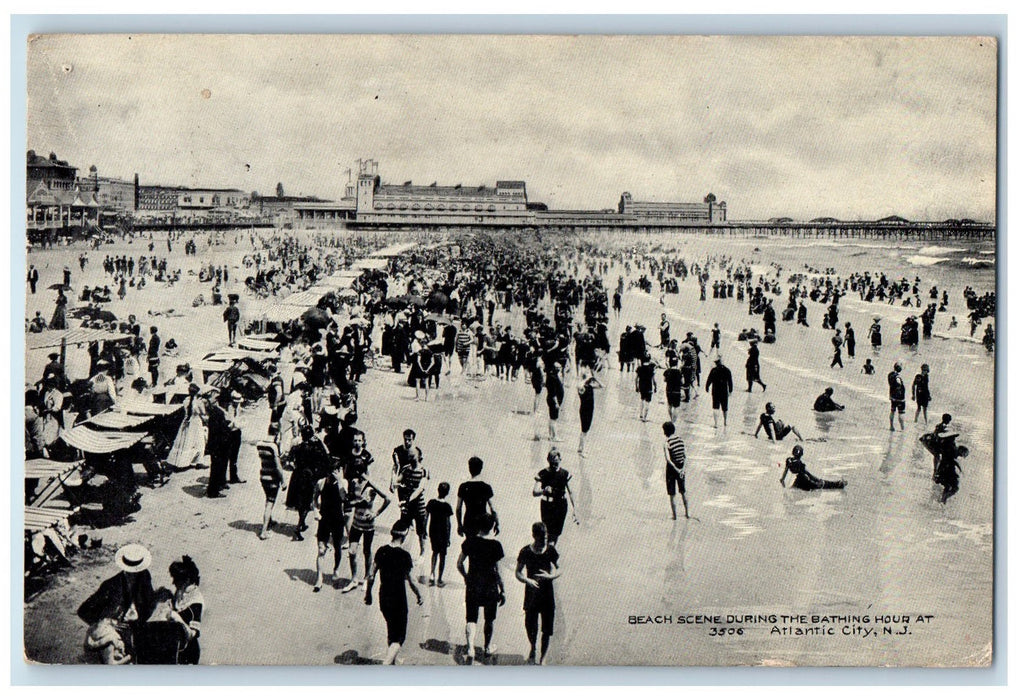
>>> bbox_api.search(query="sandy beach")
[22,231,994,667]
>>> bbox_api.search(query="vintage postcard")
[22,34,997,667]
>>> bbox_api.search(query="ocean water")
[554,234,995,666]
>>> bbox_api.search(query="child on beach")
[425,482,454,586]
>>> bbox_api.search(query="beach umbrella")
[301,306,331,331]
[402,294,426,307]
[426,291,449,313]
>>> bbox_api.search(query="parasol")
[426,291,449,313]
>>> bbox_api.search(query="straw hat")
[115,544,151,573]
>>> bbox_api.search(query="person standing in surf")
[888,362,907,432]
[745,339,766,393]
[912,363,932,425]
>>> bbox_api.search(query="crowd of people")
[25,227,992,665]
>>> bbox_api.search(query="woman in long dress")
[576,368,604,457]
[50,291,68,330]
[164,384,207,470]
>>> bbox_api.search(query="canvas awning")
[24,458,82,481]
[60,425,146,454]
[279,290,324,308]
[258,303,308,323]
[350,258,388,271]
[237,338,281,352]
[27,328,132,352]
[85,411,154,431]
[119,400,184,417]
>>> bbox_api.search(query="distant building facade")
[26,151,97,235]
[27,150,77,193]
[350,159,530,226]
[137,185,249,211]
[93,176,136,211]
[618,191,727,223]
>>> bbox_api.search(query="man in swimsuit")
[755,402,803,442]
[532,448,579,546]
[312,461,349,592]
[635,353,657,423]
[364,524,423,665]
[888,362,907,431]
[457,513,504,664]
[813,387,845,412]
[662,422,688,519]
[704,355,734,429]
[663,356,684,423]
[391,429,428,557]
[710,322,721,353]
[456,457,499,538]
[342,473,391,592]
[912,363,932,425]
[780,445,846,491]
[515,521,561,665]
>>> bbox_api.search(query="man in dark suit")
[147,327,161,387]
[224,390,245,485]
[27,265,39,294]
[204,389,234,498]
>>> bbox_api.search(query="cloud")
[26,34,997,221]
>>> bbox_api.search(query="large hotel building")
[291,159,726,229]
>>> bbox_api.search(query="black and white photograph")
[20,33,998,667]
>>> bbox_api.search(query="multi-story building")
[176,188,249,210]
[137,185,182,211]
[618,191,727,223]
[76,167,137,212]
[27,150,77,193]
[351,159,531,226]
[137,185,249,211]
[26,151,97,235]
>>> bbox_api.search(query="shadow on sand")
[334,649,382,665]
[419,638,528,666]
[181,484,210,499]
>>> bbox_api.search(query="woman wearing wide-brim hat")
[77,544,155,664]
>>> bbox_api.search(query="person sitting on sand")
[755,402,803,442]
[780,445,846,491]
[813,387,845,412]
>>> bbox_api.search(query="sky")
[26,34,998,222]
